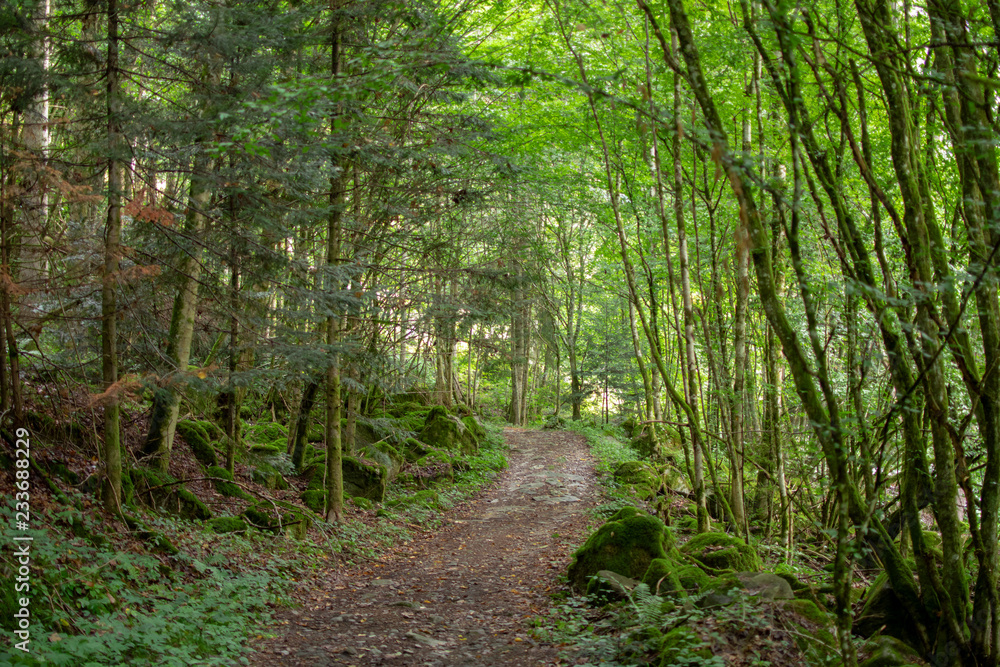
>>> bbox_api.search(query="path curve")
[251,428,598,667]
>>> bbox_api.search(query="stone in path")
[249,428,598,667]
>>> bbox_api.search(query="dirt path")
[251,428,598,667]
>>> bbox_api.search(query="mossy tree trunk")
[101,0,122,513]
[142,158,214,472]
[324,10,345,523]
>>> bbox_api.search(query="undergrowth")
[0,500,289,667]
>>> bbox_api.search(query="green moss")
[141,530,179,555]
[206,465,251,499]
[388,489,440,509]
[856,573,922,647]
[245,422,288,444]
[206,517,247,533]
[642,558,683,596]
[419,407,477,455]
[351,497,373,510]
[567,511,672,592]
[175,420,218,467]
[130,467,211,520]
[613,461,659,487]
[301,489,326,514]
[680,531,761,572]
[860,636,922,667]
[462,414,486,443]
[197,420,226,441]
[250,443,282,455]
[343,456,387,501]
[359,440,404,481]
[675,564,712,592]
[241,501,313,539]
[250,466,289,490]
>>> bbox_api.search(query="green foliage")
[0,505,284,666]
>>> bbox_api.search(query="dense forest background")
[3,0,1000,664]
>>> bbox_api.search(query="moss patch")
[130,467,212,521]
[680,531,761,572]
[205,465,251,500]
[205,517,247,534]
[175,420,218,467]
[419,406,478,455]
[343,456,387,501]
[300,489,325,514]
[642,558,683,596]
[567,510,672,592]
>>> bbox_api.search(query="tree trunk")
[101,0,122,513]
[325,13,345,523]
[142,156,214,471]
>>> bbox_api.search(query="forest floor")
[249,427,599,667]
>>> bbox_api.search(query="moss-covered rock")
[856,573,923,647]
[419,406,478,455]
[250,465,289,490]
[613,461,660,499]
[387,489,441,510]
[859,635,922,667]
[175,420,218,467]
[567,509,673,592]
[782,599,839,664]
[351,497,373,510]
[245,422,288,447]
[631,423,661,458]
[242,500,313,539]
[343,456,386,501]
[250,443,282,455]
[359,440,404,481]
[206,465,251,499]
[642,558,684,596]
[300,489,326,514]
[680,531,761,572]
[130,467,212,520]
[206,516,247,534]
[462,414,486,444]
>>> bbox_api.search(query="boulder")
[462,414,487,444]
[737,572,794,599]
[782,599,839,665]
[860,635,922,667]
[642,558,684,596]
[360,440,405,481]
[245,422,288,447]
[242,500,313,539]
[567,507,674,592]
[587,570,641,600]
[419,406,478,455]
[680,531,762,572]
[250,466,289,490]
[543,415,567,430]
[130,467,212,521]
[206,465,251,499]
[613,461,660,499]
[205,517,247,534]
[175,420,218,467]
[301,489,326,514]
[343,455,386,501]
[855,573,922,647]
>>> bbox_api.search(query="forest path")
[250,427,599,667]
